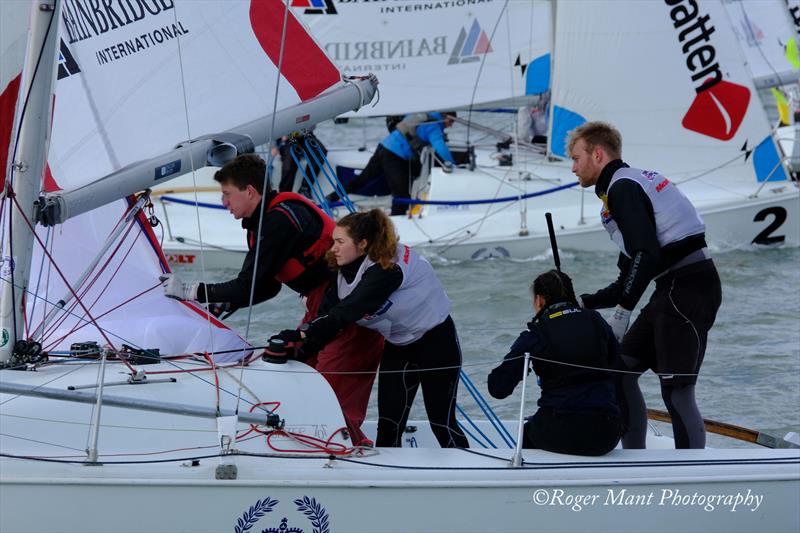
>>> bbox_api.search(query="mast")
[0,0,60,363]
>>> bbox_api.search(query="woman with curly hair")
[274,209,468,448]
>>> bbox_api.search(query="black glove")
[274,329,303,343]
[208,302,233,318]
[297,338,323,362]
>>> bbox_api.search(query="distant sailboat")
[155,0,799,264]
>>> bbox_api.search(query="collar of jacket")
[242,191,277,231]
[595,159,629,198]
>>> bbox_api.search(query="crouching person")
[488,270,622,456]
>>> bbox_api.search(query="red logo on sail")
[681,79,750,141]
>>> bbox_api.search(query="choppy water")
[181,245,800,449]
[180,117,800,448]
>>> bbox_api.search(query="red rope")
[265,427,353,455]
[202,352,221,411]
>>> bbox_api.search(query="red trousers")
[301,282,383,445]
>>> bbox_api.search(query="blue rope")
[459,369,516,448]
[289,143,332,217]
[392,181,579,206]
[461,369,516,446]
[163,181,579,211]
[456,405,495,449]
[302,136,356,214]
[456,419,489,449]
[159,196,226,209]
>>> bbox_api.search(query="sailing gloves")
[274,329,303,343]
[270,323,325,362]
[159,273,199,301]
[608,305,632,343]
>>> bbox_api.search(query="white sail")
[725,0,799,88]
[295,0,552,115]
[22,0,354,360]
[549,0,787,185]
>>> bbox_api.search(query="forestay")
[549,0,787,185]
[294,0,552,116]
[17,0,346,360]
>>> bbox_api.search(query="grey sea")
[179,117,800,448]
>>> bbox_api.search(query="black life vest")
[530,302,614,391]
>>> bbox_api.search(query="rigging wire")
[465,0,510,147]
[235,0,294,417]
[168,0,220,392]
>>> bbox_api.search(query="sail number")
[751,207,787,245]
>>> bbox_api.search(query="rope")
[302,136,357,213]
[289,142,332,216]
[459,369,516,447]
[455,405,496,449]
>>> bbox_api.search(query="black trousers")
[524,408,622,456]
[345,145,416,215]
[376,316,469,448]
[622,259,721,386]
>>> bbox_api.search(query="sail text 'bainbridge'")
[61,0,175,45]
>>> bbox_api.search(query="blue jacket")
[380,112,455,163]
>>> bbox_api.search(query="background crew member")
[273,130,327,198]
[330,112,457,215]
[160,154,383,447]
[273,209,469,448]
[488,270,622,456]
[568,121,722,449]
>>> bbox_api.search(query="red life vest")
[250,192,334,283]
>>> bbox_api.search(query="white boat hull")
[2,359,799,533]
[155,153,800,267]
[2,451,798,532]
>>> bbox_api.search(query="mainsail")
[549,0,787,186]
[3,0,374,362]
[295,0,552,116]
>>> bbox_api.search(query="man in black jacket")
[567,122,721,449]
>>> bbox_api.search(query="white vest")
[337,244,451,345]
[600,167,705,257]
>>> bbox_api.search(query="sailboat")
[1,1,799,532]
[153,0,799,265]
